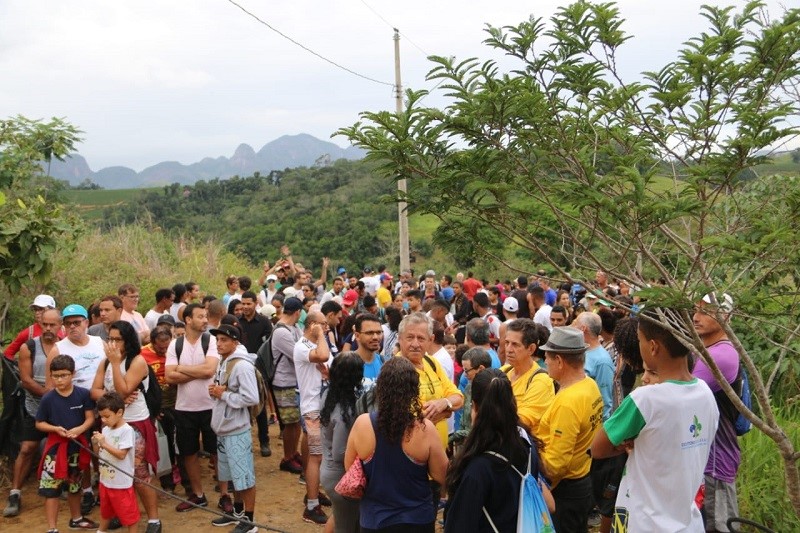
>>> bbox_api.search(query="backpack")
[104,357,162,420]
[713,363,752,437]
[223,356,267,423]
[255,323,289,384]
[483,442,555,533]
[175,331,210,361]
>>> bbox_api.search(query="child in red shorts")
[92,392,140,532]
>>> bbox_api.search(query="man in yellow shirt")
[539,327,603,533]
[376,273,393,309]
[501,319,556,436]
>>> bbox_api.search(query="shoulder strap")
[423,355,437,373]
[175,336,185,361]
[484,451,524,478]
[224,357,241,385]
[201,332,210,355]
[527,367,547,391]
[482,507,500,533]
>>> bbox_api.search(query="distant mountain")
[46,134,366,189]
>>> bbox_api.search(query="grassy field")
[61,187,156,219]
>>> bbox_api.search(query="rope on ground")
[70,437,294,533]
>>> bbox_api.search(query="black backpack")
[104,357,162,420]
[175,331,210,360]
[255,323,289,384]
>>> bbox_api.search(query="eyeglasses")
[463,366,477,375]
[108,337,124,343]
[32,306,46,312]
[64,319,84,328]
[125,294,140,300]
[52,373,73,380]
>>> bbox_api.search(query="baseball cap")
[156,314,176,326]
[701,293,734,313]
[503,296,519,313]
[337,267,347,275]
[266,274,278,282]
[62,303,88,319]
[363,266,373,273]
[209,324,241,341]
[31,294,56,309]
[342,289,359,306]
[283,297,304,313]
[283,287,298,298]
[380,273,393,282]
[259,303,277,319]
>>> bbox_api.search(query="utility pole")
[394,28,411,273]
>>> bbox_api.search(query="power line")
[225,0,394,87]
[358,0,430,57]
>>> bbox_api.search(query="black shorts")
[591,454,627,517]
[20,412,46,443]
[174,409,216,457]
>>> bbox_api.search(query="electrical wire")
[225,0,394,87]
[357,0,430,57]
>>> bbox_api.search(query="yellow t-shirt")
[376,287,392,309]
[400,353,462,448]
[539,376,603,487]
[502,364,556,437]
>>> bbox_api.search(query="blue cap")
[337,267,347,275]
[62,303,88,319]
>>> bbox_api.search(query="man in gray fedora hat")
[538,327,604,533]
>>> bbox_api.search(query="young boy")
[591,310,719,532]
[36,354,98,532]
[92,392,140,533]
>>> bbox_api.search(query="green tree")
[0,116,83,308]
[340,1,800,519]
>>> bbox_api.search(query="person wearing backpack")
[501,319,556,437]
[692,293,742,533]
[90,320,162,533]
[207,324,260,533]
[3,308,62,518]
[445,368,555,532]
[165,303,221,513]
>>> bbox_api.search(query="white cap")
[702,293,734,313]
[259,303,277,319]
[503,296,519,313]
[283,287,298,298]
[266,274,278,282]
[31,294,56,309]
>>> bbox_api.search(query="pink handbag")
[335,457,367,499]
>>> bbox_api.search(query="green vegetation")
[62,187,156,219]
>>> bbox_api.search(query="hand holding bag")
[335,456,367,499]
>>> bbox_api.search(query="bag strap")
[423,355,437,373]
[482,507,500,533]
[485,451,524,478]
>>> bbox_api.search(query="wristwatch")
[444,398,453,411]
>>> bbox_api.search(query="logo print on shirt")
[689,415,702,438]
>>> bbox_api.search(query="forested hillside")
[100,160,398,268]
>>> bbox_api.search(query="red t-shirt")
[462,278,482,301]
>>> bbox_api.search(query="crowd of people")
[1,252,745,533]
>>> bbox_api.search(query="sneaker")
[260,443,272,457]
[80,492,94,515]
[279,458,303,474]
[108,517,122,530]
[68,516,98,530]
[232,522,258,533]
[176,493,208,512]
[268,414,277,425]
[3,492,20,517]
[144,522,162,533]
[298,473,306,485]
[304,493,332,507]
[302,504,328,525]
[218,495,234,514]
[211,512,241,527]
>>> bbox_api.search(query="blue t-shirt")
[362,354,383,392]
[36,386,95,429]
[441,287,454,302]
[584,346,614,420]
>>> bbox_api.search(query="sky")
[0,0,794,171]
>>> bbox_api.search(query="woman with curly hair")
[344,357,448,533]
[445,368,554,532]
[320,353,364,533]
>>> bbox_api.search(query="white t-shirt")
[99,423,135,489]
[103,359,150,422]
[121,309,150,338]
[360,275,380,296]
[57,336,106,391]
[293,337,329,416]
[431,346,455,434]
[481,312,502,342]
[604,379,719,532]
[165,334,220,412]
[533,304,553,332]
[144,309,167,331]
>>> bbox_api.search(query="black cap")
[283,297,304,313]
[209,324,241,341]
[156,314,176,326]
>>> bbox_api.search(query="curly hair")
[614,316,643,373]
[376,357,424,444]
[320,352,364,427]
